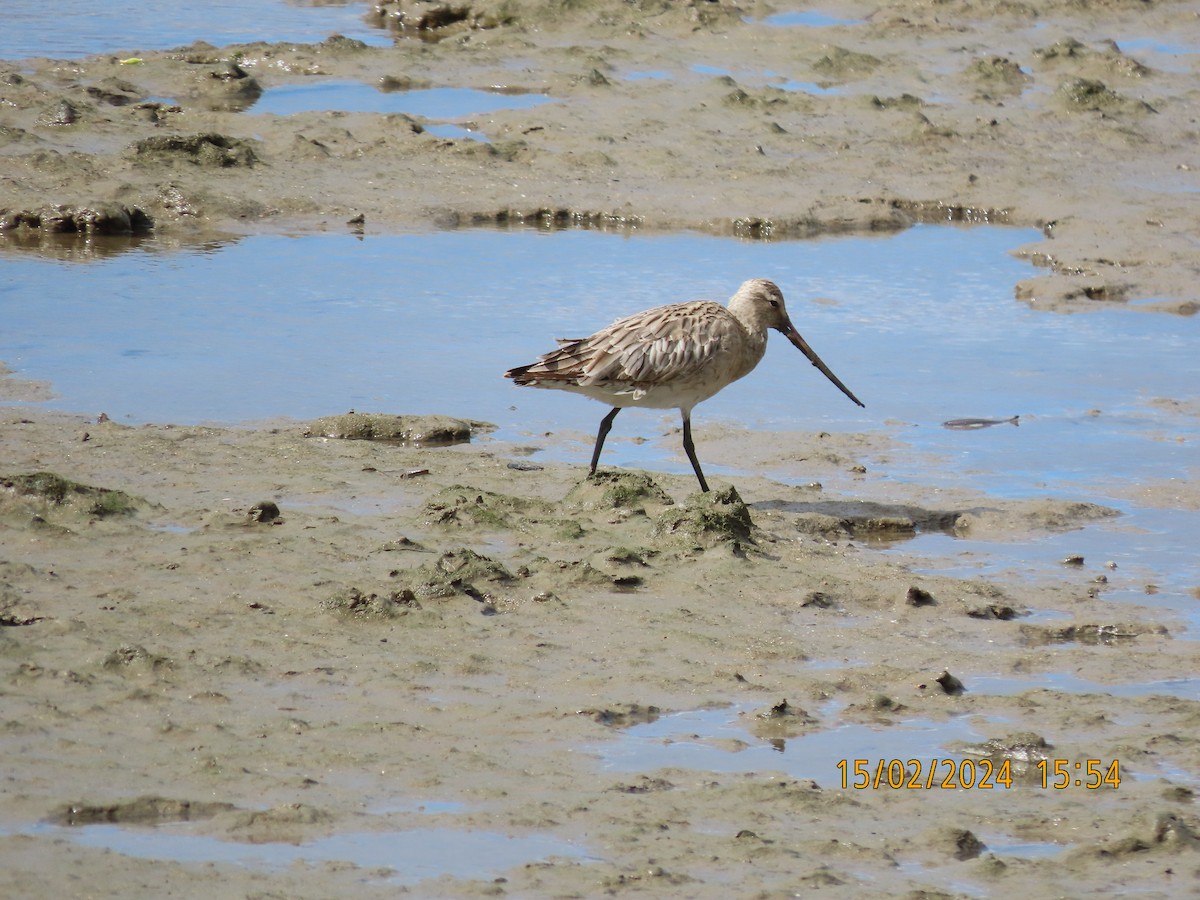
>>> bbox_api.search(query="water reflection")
[248,81,553,118]
[0,230,236,261]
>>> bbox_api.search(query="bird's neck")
[728,300,772,341]
[730,327,768,382]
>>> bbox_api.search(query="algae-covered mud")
[2,0,1199,897]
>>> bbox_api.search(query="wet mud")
[2,0,1199,896]
[0,409,1197,896]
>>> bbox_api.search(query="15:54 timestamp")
[1036,758,1121,789]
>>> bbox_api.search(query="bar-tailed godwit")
[504,278,864,492]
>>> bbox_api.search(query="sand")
[2,1,1199,896]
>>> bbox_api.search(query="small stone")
[906,586,936,606]
[950,828,986,860]
[936,670,965,695]
[800,591,834,608]
[249,501,281,523]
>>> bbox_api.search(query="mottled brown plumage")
[505,278,863,491]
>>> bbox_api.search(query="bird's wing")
[578,302,733,387]
[505,302,736,389]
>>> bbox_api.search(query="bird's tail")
[503,363,535,384]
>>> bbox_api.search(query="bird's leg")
[589,407,621,476]
[681,412,710,493]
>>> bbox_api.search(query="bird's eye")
[768,299,780,308]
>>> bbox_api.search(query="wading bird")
[504,278,864,492]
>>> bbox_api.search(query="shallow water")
[690,63,841,95]
[752,11,863,28]
[594,704,988,781]
[248,81,553,119]
[18,821,590,883]
[1115,36,1200,72]
[595,697,1189,789]
[0,0,386,61]
[3,226,1195,491]
[975,835,1069,859]
[4,226,1040,434]
[424,123,490,143]
[893,506,1200,638]
[623,69,673,82]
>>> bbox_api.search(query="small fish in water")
[942,415,1020,430]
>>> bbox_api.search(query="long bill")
[782,323,865,408]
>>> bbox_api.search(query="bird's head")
[731,278,865,409]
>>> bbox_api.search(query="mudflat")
[2,1,1199,896]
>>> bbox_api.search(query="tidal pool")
[752,11,863,28]
[0,0,385,60]
[593,703,988,783]
[2,224,1043,439]
[248,81,553,119]
[18,822,591,884]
